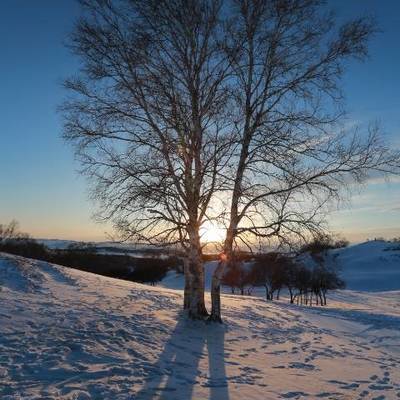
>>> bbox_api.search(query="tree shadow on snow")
[135,313,230,400]
[309,306,400,332]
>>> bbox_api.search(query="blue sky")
[0,0,399,242]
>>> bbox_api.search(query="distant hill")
[36,238,170,257]
[326,240,400,292]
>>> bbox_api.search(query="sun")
[199,221,225,243]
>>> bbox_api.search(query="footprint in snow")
[281,391,309,399]
[369,384,393,390]
[315,392,342,398]
[288,362,315,371]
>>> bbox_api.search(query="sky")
[0,0,399,243]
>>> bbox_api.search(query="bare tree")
[251,253,291,300]
[63,0,400,323]
[209,0,400,321]
[221,257,252,295]
[62,0,232,319]
[0,220,28,242]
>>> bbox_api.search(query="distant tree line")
[222,236,347,306]
[0,221,179,285]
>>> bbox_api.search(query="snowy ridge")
[327,240,400,291]
[1,252,400,399]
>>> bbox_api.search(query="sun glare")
[200,221,225,243]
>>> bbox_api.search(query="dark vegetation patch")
[300,235,349,255]
[221,236,347,306]
[0,238,181,285]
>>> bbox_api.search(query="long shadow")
[308,306,400,332]
[205,323,229,400]
[135,314,229,400]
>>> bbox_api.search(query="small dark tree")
[221,261,240,294]
[301,234,349,255]
[292,265,312,305]
[251,253,290,301]
[299,233,346,305]
[284,261,299,304]
[315,266,345,306]
[221,259,251,295]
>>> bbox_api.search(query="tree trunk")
[210,231,235,322]
[183,258,192,310]
[288,288,294,304]
[186,226,208,319]
[209,259,227,322]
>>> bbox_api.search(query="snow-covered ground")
[327,240,400,292]
[1,252,400,399]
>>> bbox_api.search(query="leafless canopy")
[63,0,400,319]
[0,220,28,242]
[62,0,232,250]
[214,0,399,251]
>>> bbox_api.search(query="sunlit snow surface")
[1,252,400,399]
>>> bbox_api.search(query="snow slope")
[1,252,400,399]
[328,240,400,292]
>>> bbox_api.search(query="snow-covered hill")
[327,240,400,292]
[1,252,400,399]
